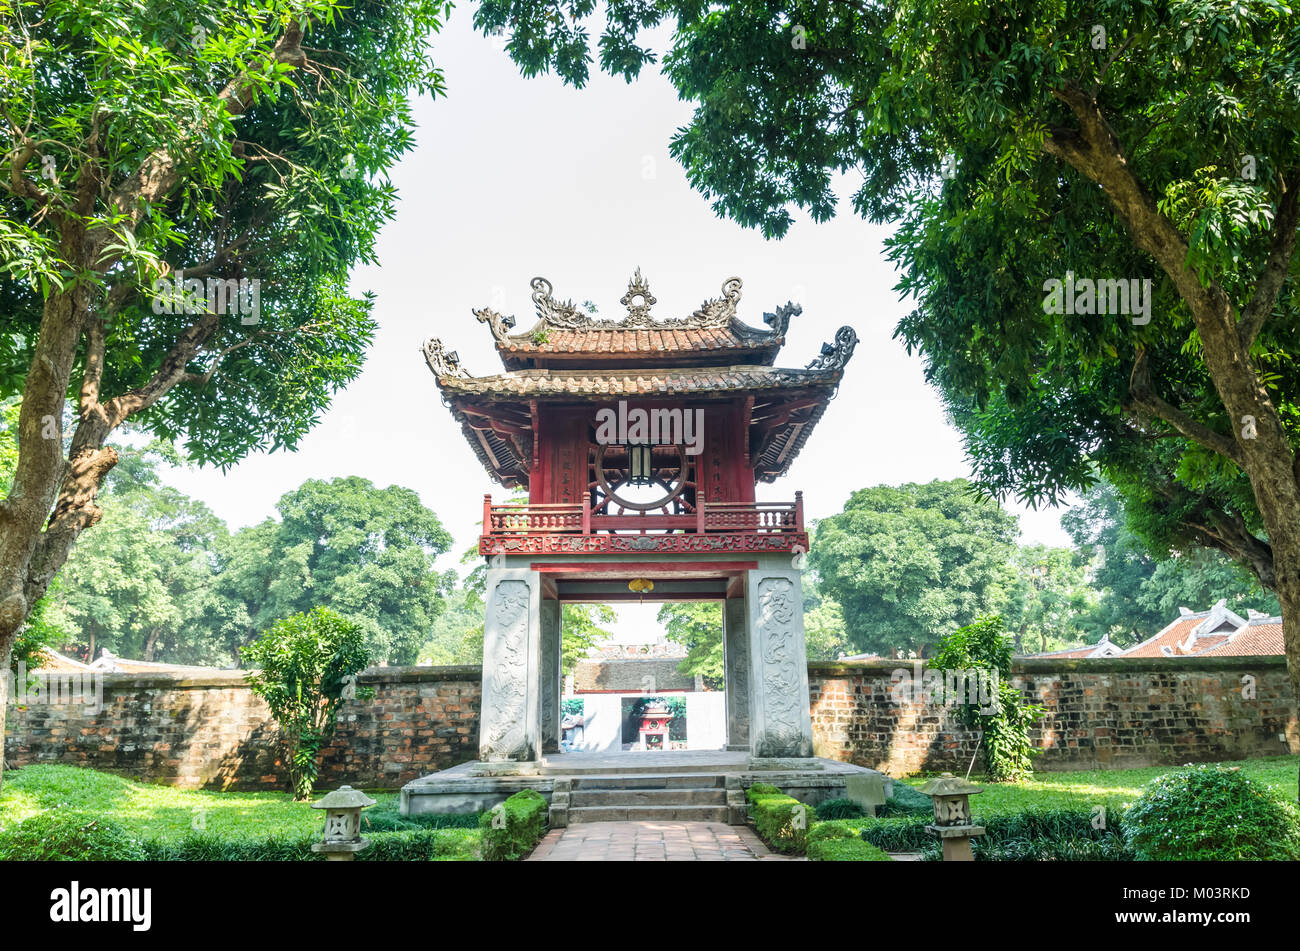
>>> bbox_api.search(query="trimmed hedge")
[807,820,891,862]
[479,789,549,861]
[746,783,812,854]
[363,803,481,832]
[140,827,483,861]
[0,809,147,861]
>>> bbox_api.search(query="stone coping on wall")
[807,655,1291,676]
[52,664,484,690]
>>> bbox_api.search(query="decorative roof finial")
[620,268,657,325]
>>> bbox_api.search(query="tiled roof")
[498,325,782,357]
[434,363,847,399]
[1121,602,1284,658]
[573,658,696,693]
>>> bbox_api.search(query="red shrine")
[423,271,856,765]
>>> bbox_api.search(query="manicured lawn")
[0,764,396,842]
[897,754,1300,819]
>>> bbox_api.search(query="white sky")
[160,12,1076,640]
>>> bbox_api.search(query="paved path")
[527,820,795,861]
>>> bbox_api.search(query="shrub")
[807,821,891,862]
[928,615,1045,782]
[745,782,783,802]
[363,803,481,832]
[815,798,866,821]
[857,816,933,853]
[242,608,374,801]
[141,827,483,861]
[479,789,549,861]
[876,781,933,818]
[0,809,146,861]
[1124,764,1300,861]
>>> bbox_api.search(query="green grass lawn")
[897,754,1300,819]
[0,764,397,842]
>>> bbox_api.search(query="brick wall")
[4,666,481,790]
[6,658,1297,789]
[809,657,1300,774]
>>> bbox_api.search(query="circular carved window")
[591,443,693,513]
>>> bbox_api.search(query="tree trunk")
[144,627,160,662]
[0,636,12,790]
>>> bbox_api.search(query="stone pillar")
[479,567,543,762]
[540,598,562,754]
[744,564,814,759]
[723,594,750,751]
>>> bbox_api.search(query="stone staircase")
[548,772,738,825]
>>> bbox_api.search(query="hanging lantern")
[627,443,653,485]
[628,578,655,603]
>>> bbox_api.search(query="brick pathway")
[527,820,794,861]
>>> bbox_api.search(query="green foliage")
[220,477,454,664]
[876,781,934,818]
[560,604,617,676]
[814,798,865,821]
[1062,481,1278,648]
[1124,764,1300,861]
[746,784,812,854]
[0,808,146,861]
[475,0,1300,640]
[930,616,1044,782]
[807,821,891,862]
[140,827,481,861]
[809,480,1019,657]
[657,600,724,687]
[479,789,549,861]
[242,608,372,800]
[1001,545,1096,654]
[362,802,481,832]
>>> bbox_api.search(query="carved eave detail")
[422,337,470,380]
[805,326,858,372]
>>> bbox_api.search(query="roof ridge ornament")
[506,273,748,333]
[620,267,658,325]
[806,326,859,371]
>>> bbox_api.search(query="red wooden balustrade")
[481,492,805,536]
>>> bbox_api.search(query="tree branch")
[1238,175,1300,350]
[1126,348,1244,466]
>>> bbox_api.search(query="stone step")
[539,760,731,776]
[569,787,728,808]
[570,773,726,790]
[567,804,731,824]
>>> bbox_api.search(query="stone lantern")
[311,785,376,861]
[918,772,985,861]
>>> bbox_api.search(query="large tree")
[477,0,1300,716]
[0,0,451,782]
[808,479,1019,656]
[216,476,453,664]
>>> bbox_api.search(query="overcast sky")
[161,11,1076,639]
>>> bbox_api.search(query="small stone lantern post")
[312,785,376,861]
[918,773,985,862]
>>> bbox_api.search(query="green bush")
[745,785,812,854]
[877,781,933,818]
[857,815,934,853]
[242,607,373,801]
[479,789,549,861]
[362,803,481,832]
[815,798,866,821]
[1124,764,1300,861]
[0,809,147,861]
[141,827,483,861]
[807,821,891,861]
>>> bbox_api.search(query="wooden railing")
[482,493,804,536]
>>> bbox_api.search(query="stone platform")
[399,749,889,826]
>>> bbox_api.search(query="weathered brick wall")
[808,657,1300,774]
[4,666,481,790]
[7,658,1297,788]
